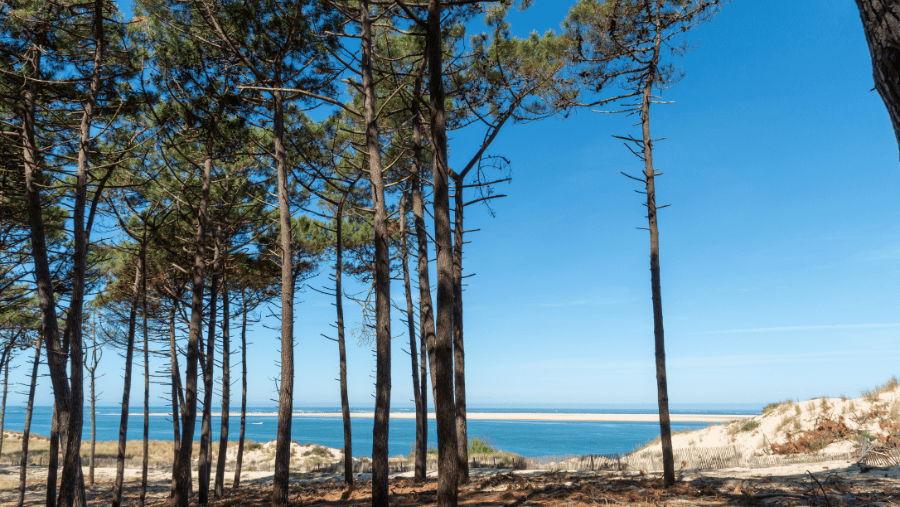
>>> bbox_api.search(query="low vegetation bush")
[771,415,852,454]
[469,436,497,455]
[740,420,759,432]
[302,446,330,457]
[861,376,899,402]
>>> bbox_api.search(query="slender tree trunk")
[360,3,392,504]
[47,404,58,507]
[271,87,295,507]
[233,288,248,488]
[215,269,230,497]
[169,300,181,497]
[0,337,18,459]
[410,71,435,483]
[113,260,143,507]
[335,199,353,487]
[855,0,900,157]
[89,363,96,486]
[419,309,428,473]
[55,3,105,503]
[451,174,468,483]
[89,322,98,486]
[427,1,459,504]
[173,155,213,507]
[641,8,674,487]
[400,192,426,482]
[22,40,70,507]
[140,248,150,507]
[0,351,8,458]
[18,335,42,507]
[198,272,219,505]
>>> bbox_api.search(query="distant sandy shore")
[138,412,749,423]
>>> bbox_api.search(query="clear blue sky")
[8,0,898,411]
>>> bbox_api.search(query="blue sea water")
[0,406,755,458]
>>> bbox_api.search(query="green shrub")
[302,446,330,457]
[740,420,759,432]
[468,436,497,455]
[762,402,781,414]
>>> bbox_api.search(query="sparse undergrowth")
[862,376,899,402]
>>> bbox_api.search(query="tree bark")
[400,191,426,483]
[360,3,392,505]
[272,86,295,507]
[451,174,468,484]
[17,335,42,507]
[855,0,900,157]
[410,92,431,483]
[88,321,98,486]
[233,288,248,488]
[55,2,105,502]
[419,310,429,472]
[113,260,143,507]
[47,404,58,507]
[642,4,674,487]
[173,155,213,507]
[426,1,459,504]
[22,38,74,507]
[215,268,230,497]
[198,271,219,505]
[0,357,9,459]
[169,300,181,497]
[335,199,353,487]
[141,247,150,507]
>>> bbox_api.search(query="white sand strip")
[140,412,749,423]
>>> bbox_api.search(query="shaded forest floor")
[2,460,900,506]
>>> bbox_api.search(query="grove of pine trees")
[2,0,891,506]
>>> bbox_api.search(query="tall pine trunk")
[426,1,459,504]
[451,174,468,483]
[55,2,106,502]
[17,335,42,507]
[0,350,9,459]
[271,87,296,507]
[199,272,219,505]
[410,69,434,484]
[400,192,426,482]
[335,199,353,487]
[360,3,392,504]
[141,249,150,507]
[113,259,143,507]
[641,7,674,487]
[47,404,58,507]
[215,269,230,497]
[88,321,98,485]
[22,39,71,507]
[173,155,212,507]
[169,301,181,497]
[233,288,248,488]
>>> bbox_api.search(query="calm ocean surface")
[1,406,757,458]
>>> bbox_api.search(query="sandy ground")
[139,411,749,423]
[2,459,898,506]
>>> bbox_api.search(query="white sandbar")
[141,412,749,423]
